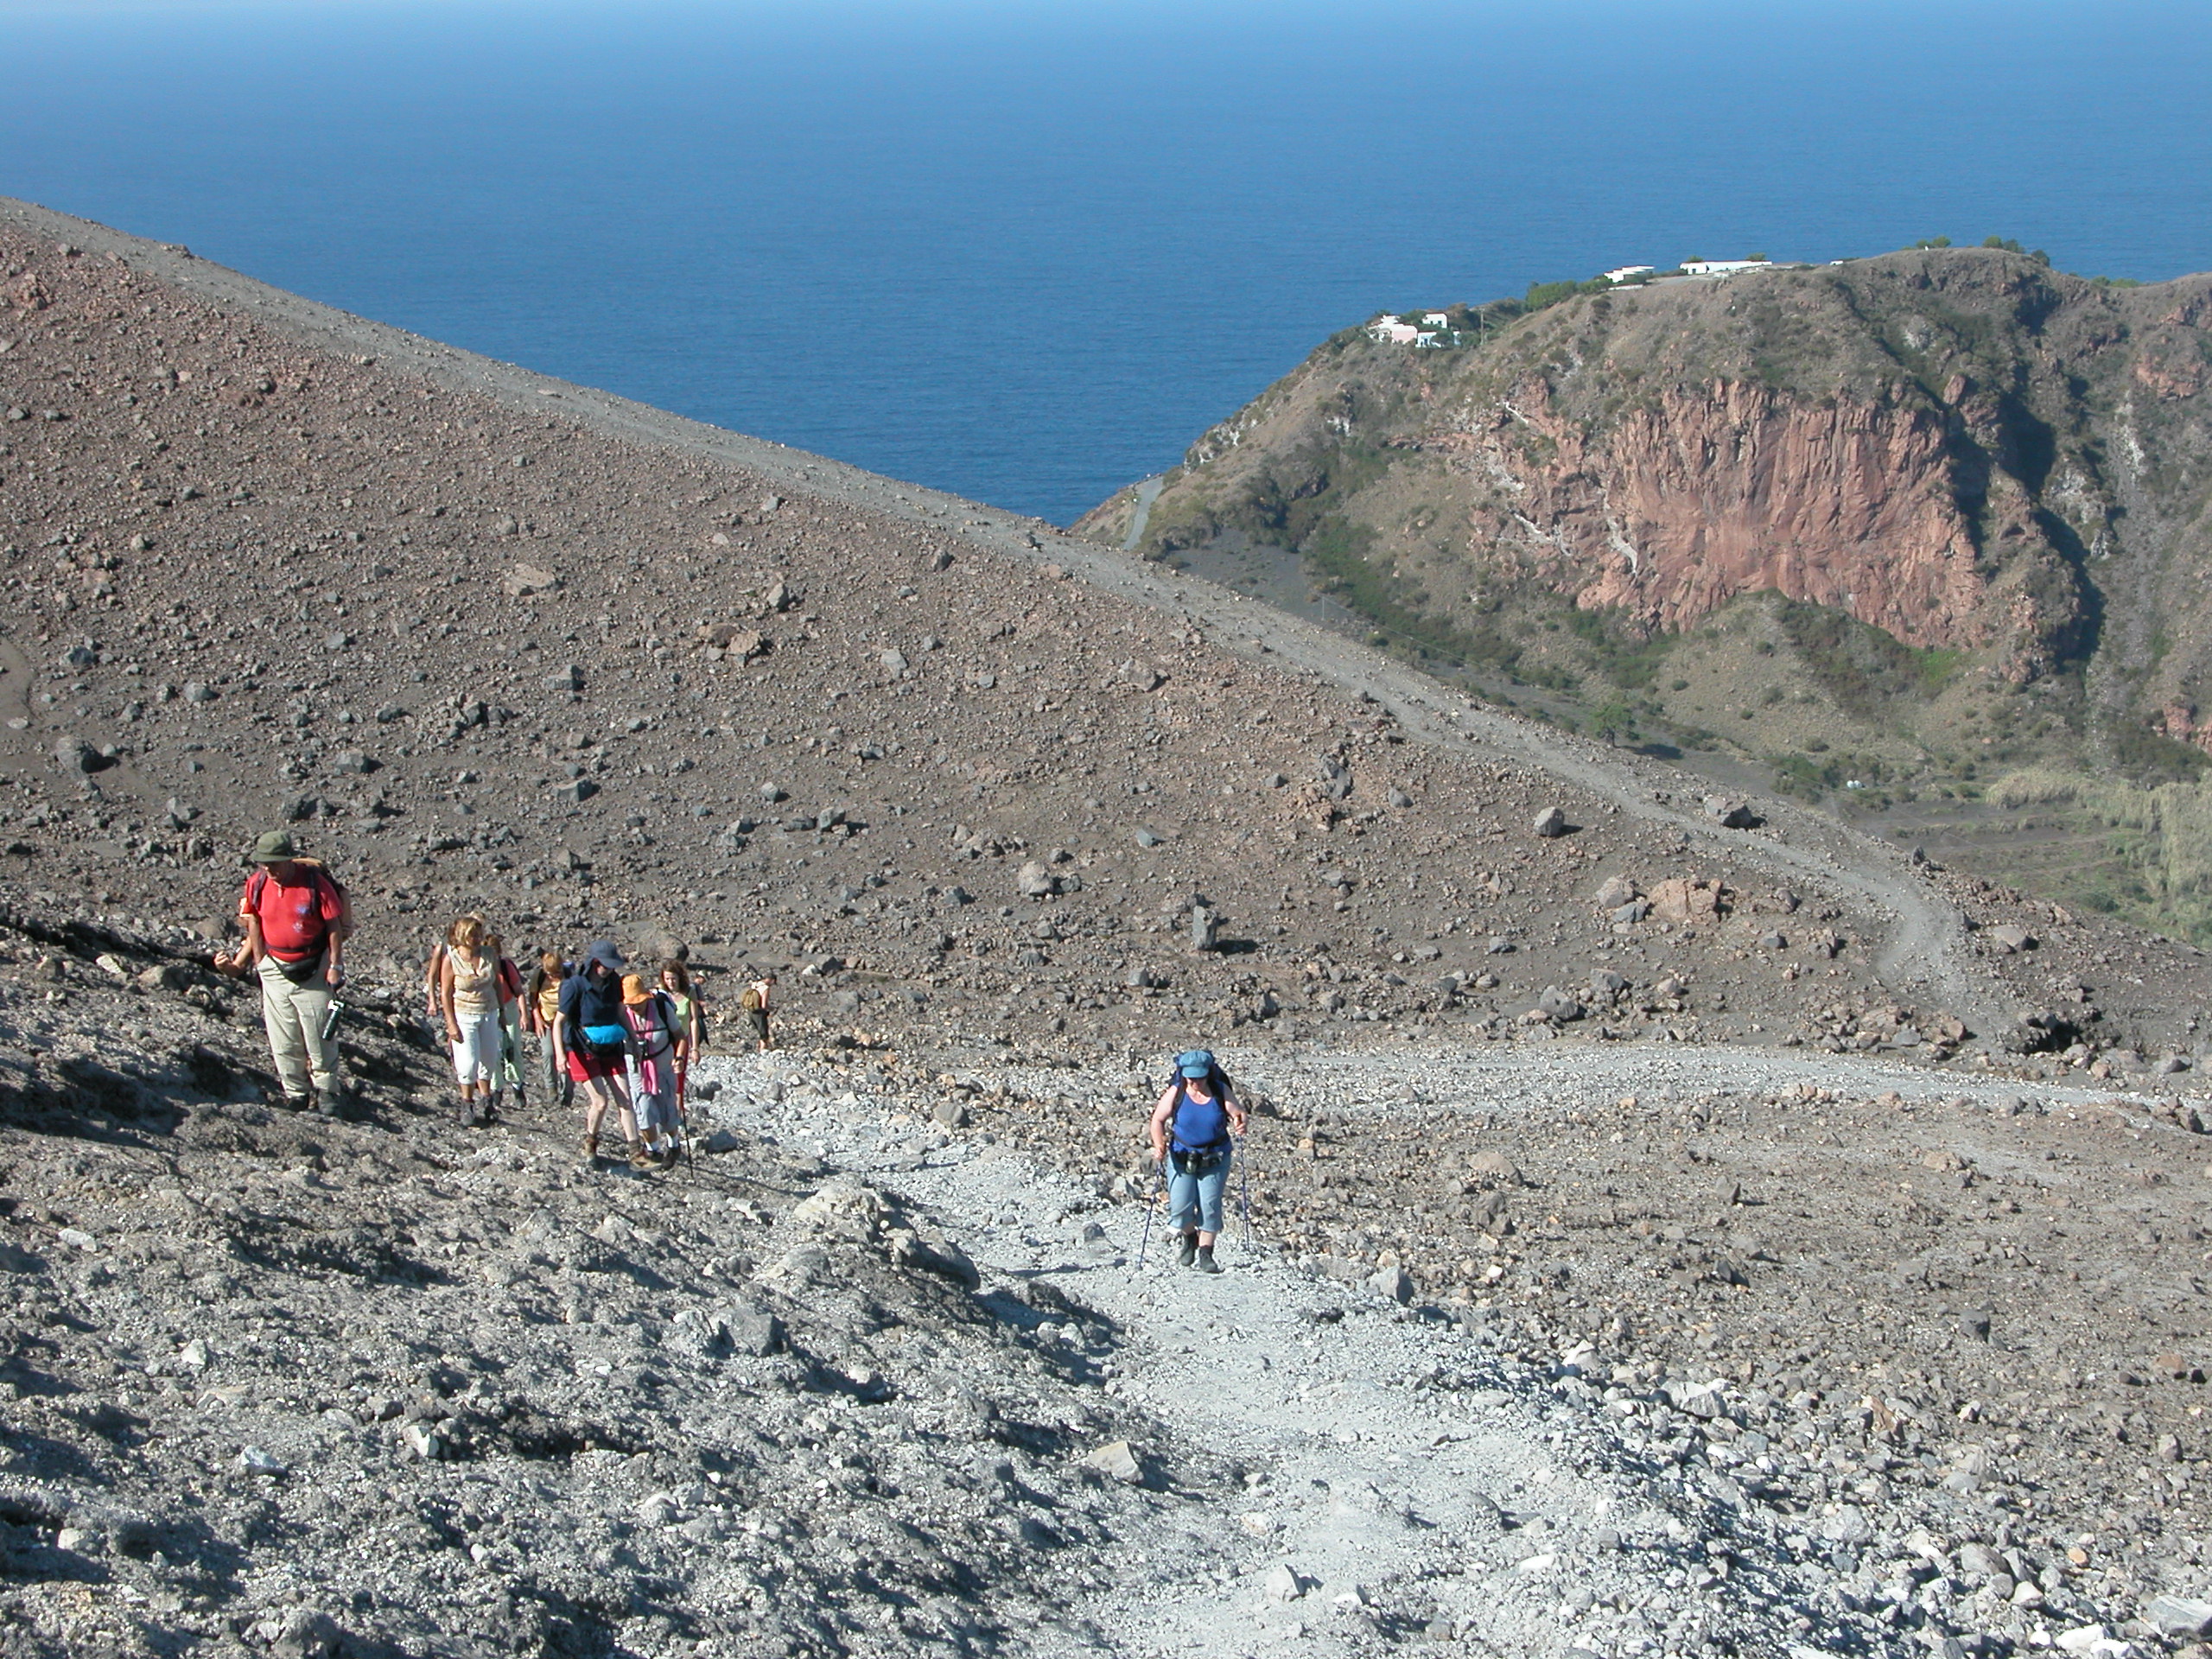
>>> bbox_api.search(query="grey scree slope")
[0,193,1990,1035]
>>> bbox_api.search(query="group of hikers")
[219,831,1252,1265]
[217,830,776,1171]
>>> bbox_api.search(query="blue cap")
[584,939,626,973]
[1176,1049,1215,1079]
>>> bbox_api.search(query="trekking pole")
[1134,1160,1166,1272]
[1237,1134,1254,1252]
[681,1084,696,1174]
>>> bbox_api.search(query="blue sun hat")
[1176,1049,1216,1079]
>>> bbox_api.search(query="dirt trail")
[0,195,1997,1035]
[696,1044,1963,1659]
[1119,476,1166,552]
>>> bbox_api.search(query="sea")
[3,0,2209,527]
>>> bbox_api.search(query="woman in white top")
[440,913,503,1128]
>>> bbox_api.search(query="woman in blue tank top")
[1147,1048,1249,1274]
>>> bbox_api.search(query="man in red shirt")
[232,830,350,1113]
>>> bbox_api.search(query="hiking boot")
[1194,1244,1223,1274]
[281,1094,311,1114]
[1177,1233,1198,1268]
[628,1144,653,1171]
[659,1142,680,1168]
[580,1132,600,1165]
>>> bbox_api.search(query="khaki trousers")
[257,957,337,1103]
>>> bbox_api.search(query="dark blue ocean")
[4,0,2209,525]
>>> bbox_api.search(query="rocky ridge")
[1081,248,2212,696]
[1074,251,2212,898]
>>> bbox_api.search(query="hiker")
[1147,1048,1248,1274]
[741,971,774,1052]
[439,915,504,1128]
[621,972,689,1168]
[556,939,640,1166]
[658,958,702,1120]
[486,931,528,1115]
[524,949,573,1108]
[658,958,703,1052]
[223,830,351,1116]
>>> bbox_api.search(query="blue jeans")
[1167,1146,1231,1235]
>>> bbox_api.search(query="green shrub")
[1587,698,1638,747]
[1772,598,1960,715]
[2107,721,2208,785]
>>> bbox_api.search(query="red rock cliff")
[1469,379,1993,650]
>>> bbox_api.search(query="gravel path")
[693,1039,2175,1658]
[1119,478,1166,553]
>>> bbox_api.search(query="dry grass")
[1987,767,2086,807]
[1989,768,2212,939]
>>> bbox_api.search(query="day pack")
[740,985,763,1014]
[624,992,680,1063]
[244,859,353,949]
[1164,1052,1234,1154]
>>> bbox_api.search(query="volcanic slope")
[10,200,2212,1656]
[0,198,2201,1069]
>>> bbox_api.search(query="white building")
[1367,318,1421,345]
[1421,311,1451,327]
[1681,259,1773,277]
[1603,265,1655,283]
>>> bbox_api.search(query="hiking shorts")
[1166,1146,1230,1235]
[449,1007,503,1088]
[567,1045,623,1085]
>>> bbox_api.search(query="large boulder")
[1648,877,1725,925]
[1592,874,1638,909]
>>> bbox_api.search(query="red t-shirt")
[242,867,344,962]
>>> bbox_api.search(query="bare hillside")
[6,200,2212,1659]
